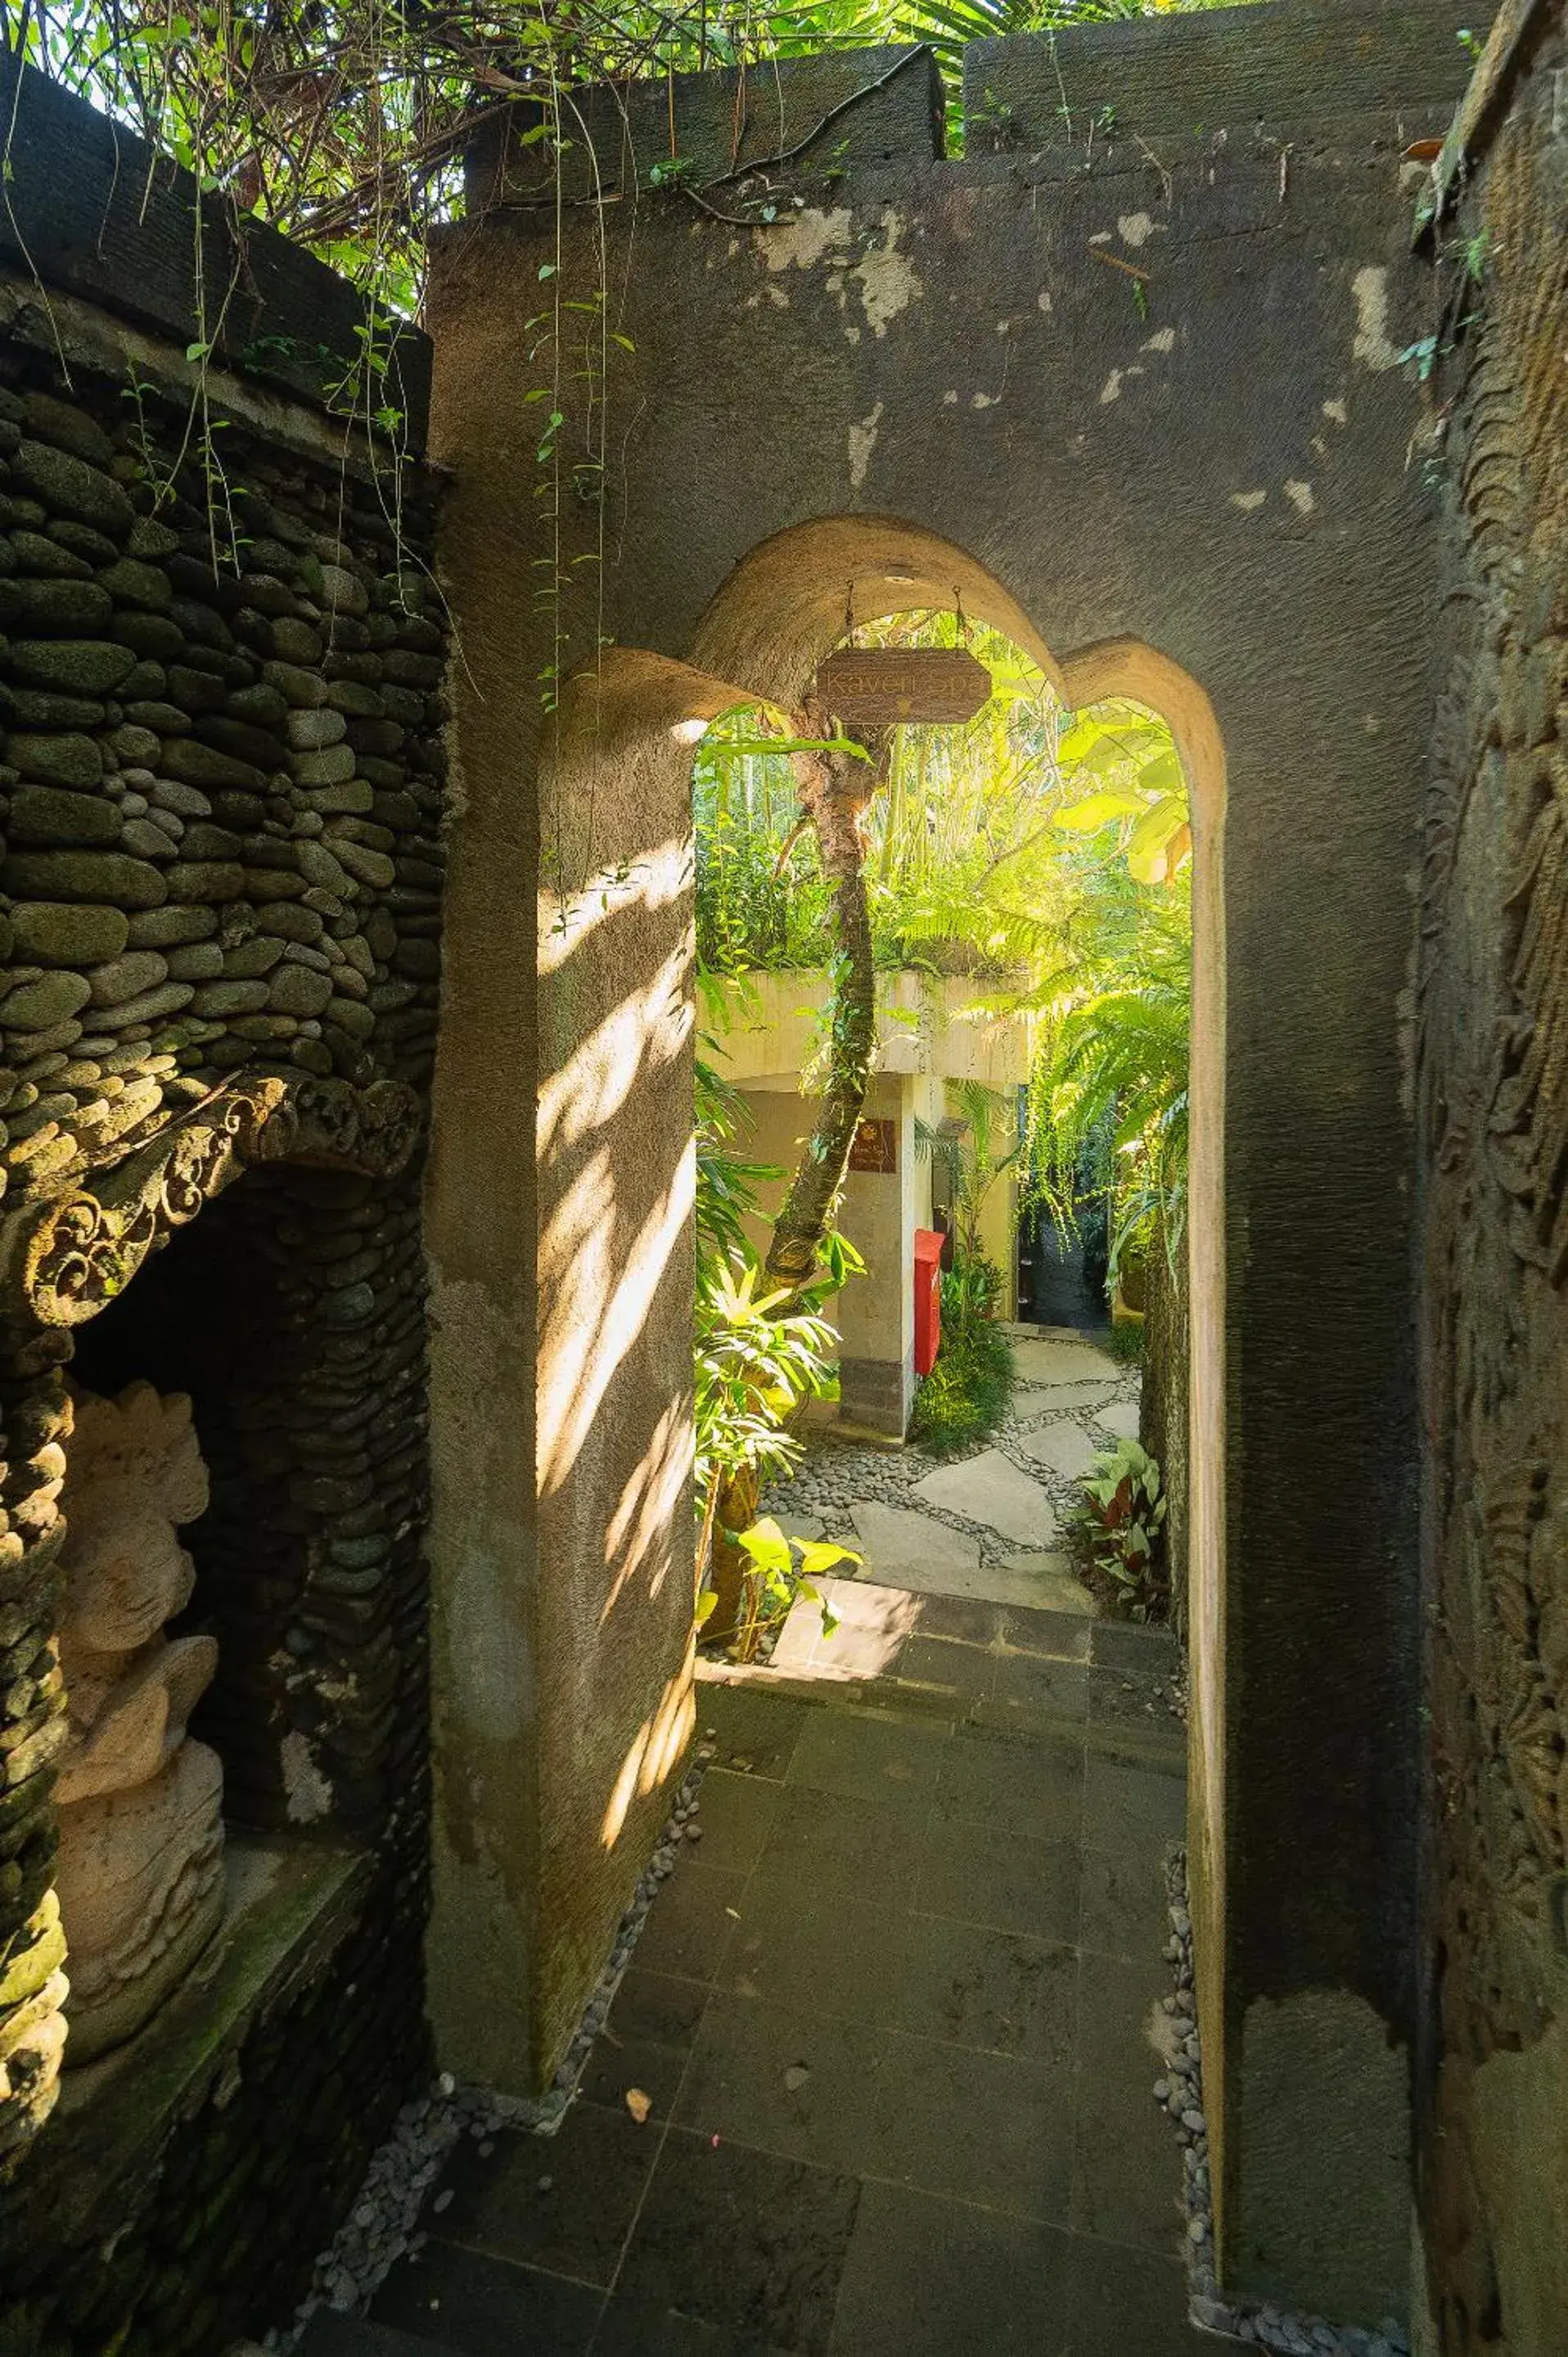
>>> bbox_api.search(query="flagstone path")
[762,1324,1141,1627]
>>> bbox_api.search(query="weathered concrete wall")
[0,56,445,2352]
[1413,6,1568,2350]
[429,0,1482,2318]
[835,1070,918,1433]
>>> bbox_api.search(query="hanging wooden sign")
[813,647,992,725]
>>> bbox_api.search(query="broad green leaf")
[1054,788,1144,832]
[796,1539,862,1576]
[1136,749,1185,796]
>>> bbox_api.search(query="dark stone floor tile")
[894,1916,1079,2063]
[721,1882,903,2023]
[753,1782,928,1906]
[1001,1604,1094,1662]
[696,1683,813,1778]
[617,2129,861,2352]
[632,1860,747,1984]
[300,2317,435,2356]
[894,1634,998,1705]
[937,1724,1084,1841]
[828,2181,1077,2355]
[1090,1620,1183,1676]
[592,2298,725,2352]
[863,2033,1075,2222]
[580,1969,710,2112]
[907,1594,1005,1647]
[1087,1662,1183,1735]
[1061,2233,1207,2352]
[426,2102,658,2287]
[786,1706,950,1804]
[1075,1949,1174,2075]
[989,1652,1092,1729]
[674,1990,881,2175]
[690,1767,782,1873]
[1079,1849,1171,1962]
[1070,2081,1187,2256]
[916,1814,1082,1943]
[1070,1957,1186,2256]
[1082,1753,1187,1867]
[372,2244,603,2353]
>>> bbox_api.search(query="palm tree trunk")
[764,712,890,1296]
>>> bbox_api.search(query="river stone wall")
[0,55,447,2355]
[1414,7,1568,2353]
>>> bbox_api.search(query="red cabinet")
[913,1229,944,1377]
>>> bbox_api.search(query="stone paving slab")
[1015,1419,1102,1480]
[1013,1378,1124,1416]
[997,1552,1097,1616]
[844,1502,983,1592]
[1094,1397,1142,1441]
[912,1449,1059,1547]
[1011,1336,1124,1386]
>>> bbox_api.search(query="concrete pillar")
[835,1074,918,1435]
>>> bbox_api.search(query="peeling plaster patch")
[763,205,853,273]
[1118,210,1160,247]
[1284,478,1316,516]
[851,211,922,336]
[1351,265,1399,372]
[764,283,790,309]
[281,1730,333,1824]
[844,325,862,345]
[1100,368,1124,403]
[848,400,884,489]
[1038,290,1053,313]
[1088,230,1113,245]
[1322,396,1349,425]
[971,391,998,410]
[1231,489,1267,512]
[1142,326,1177,354]
[1310,434,1327,457]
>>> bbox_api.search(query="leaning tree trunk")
[705,712,889,1658]
[764,708,890,1296]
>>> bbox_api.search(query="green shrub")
[1104,1318,1146,1367]
[910,1316,1016,1457]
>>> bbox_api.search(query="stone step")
[296,2312,435,2355]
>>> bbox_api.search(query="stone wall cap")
[0,54,430,452]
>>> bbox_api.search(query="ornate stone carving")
[0,1070,422,1339]
[1415,79,1568,2349]
[51,1381,223,2066]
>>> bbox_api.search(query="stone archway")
[425,7,1471,2319]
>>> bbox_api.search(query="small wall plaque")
[814,647,992,725]
[849,1116,899,1174]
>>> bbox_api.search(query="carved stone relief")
[1416,41,1568,2350]
[51,1381,222,2065]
